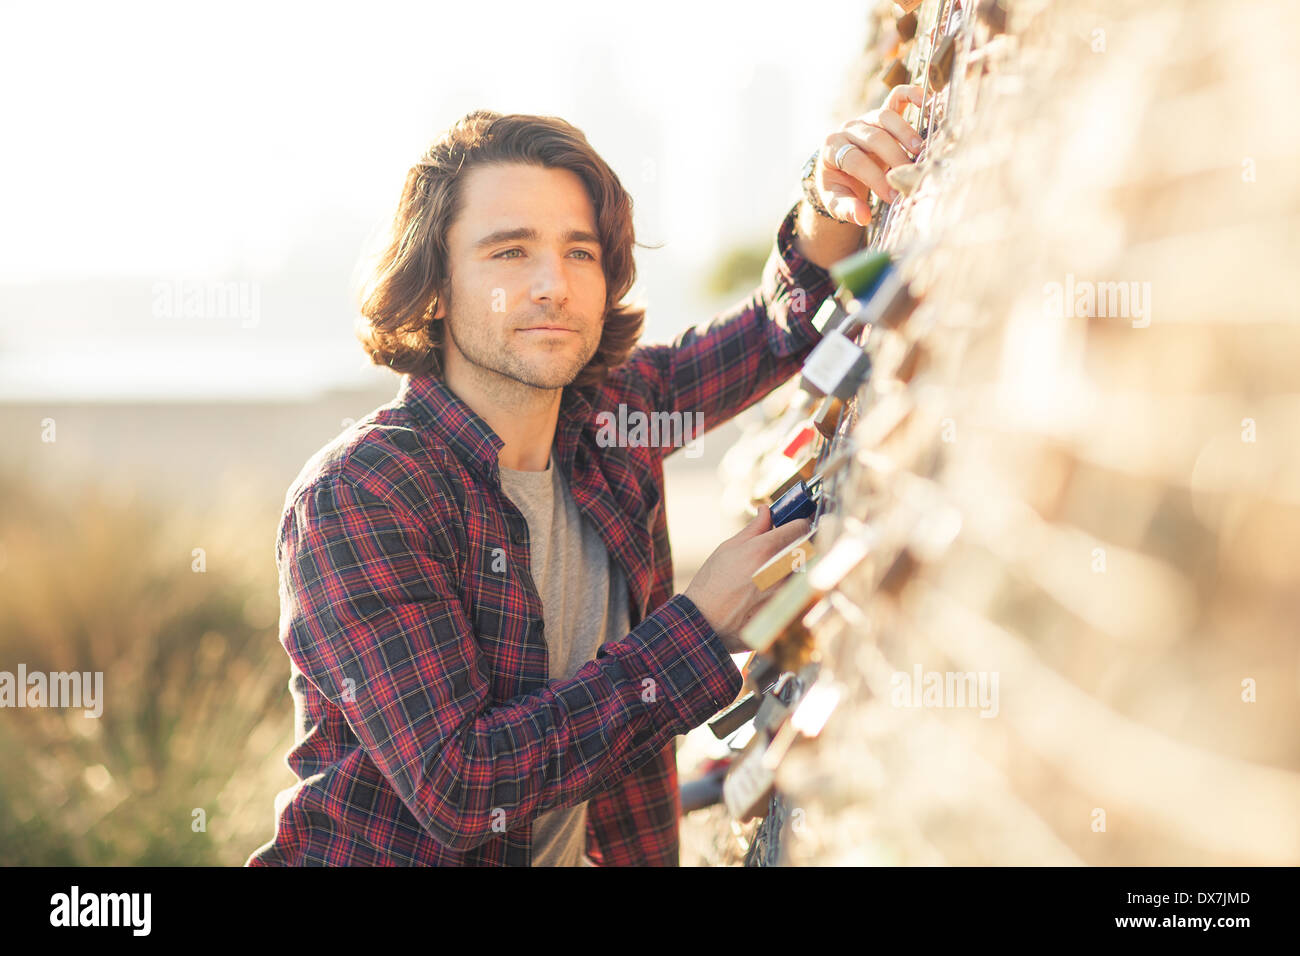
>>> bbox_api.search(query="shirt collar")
[395,373,596,485]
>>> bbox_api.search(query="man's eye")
[493,248,597,261]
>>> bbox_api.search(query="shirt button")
[511,531,525,544]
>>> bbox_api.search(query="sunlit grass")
[0,469,295,865]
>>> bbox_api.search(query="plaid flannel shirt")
[246,200,835,866]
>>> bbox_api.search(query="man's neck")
[444,363,561,472]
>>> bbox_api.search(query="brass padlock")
[752,527,819,591]
[881,58,911,89]
[896,11,918,42]
[928,32,957,91]
[813,395,844,439]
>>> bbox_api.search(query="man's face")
[436,162,607,393]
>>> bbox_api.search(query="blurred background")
[0,0,871,864]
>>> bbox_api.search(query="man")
[247,88,922,866]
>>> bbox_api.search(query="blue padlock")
[770,477,823,527]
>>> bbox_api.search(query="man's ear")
[429,292,446,321]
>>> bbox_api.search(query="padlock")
[754,670,801,733]
[818,253,914,340]
[876,275,921,331]
[822,264,919,342]
[751,626,818,685]
[813,395,844,439]
[755,692,792,737]
[781,423,816,460]
[740,562,822,653]
[799,329,873,399]
[811,296,849,335]
[743,616,830,702]
[768,442,857,519]
[848,265,920,333]
[752,526,818,591]
[757,448,819,506]
[770,476,823,528]
[829,248,893,305]
[831,250,891,305]
[881,58,911,89]
[896,10,918,41]
[928,32,957,91]
[707,690,762,740]
[723,730,776,821]
[741,651,783,694]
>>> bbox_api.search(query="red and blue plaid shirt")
[246,200,834,866]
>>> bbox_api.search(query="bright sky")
[0,0,867,398]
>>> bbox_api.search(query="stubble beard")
[443,305,600,397]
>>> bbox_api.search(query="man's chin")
[505,362,586,392]
[504,350,595,391]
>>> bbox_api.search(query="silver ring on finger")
[833,143,857,171]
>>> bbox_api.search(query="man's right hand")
[683,505,814,654]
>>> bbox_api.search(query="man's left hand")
[812,83,925,224]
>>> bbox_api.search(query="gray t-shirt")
[497,450,632,866]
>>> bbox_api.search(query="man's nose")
[529,251,570,306]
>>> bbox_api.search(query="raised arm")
[606,201,837,454]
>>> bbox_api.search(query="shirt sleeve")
[607,199,837,454]
[277,470,741,854]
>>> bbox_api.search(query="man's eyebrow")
[472,227,602,250]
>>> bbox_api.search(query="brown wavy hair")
[356,110,647,389]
